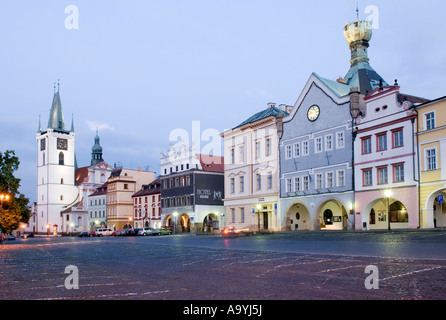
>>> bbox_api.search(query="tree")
[0,150,30,234]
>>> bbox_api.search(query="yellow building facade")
[417,96,446,228]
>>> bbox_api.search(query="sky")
[1,0,445,203]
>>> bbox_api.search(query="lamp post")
[0,194,10,240]
[128,217,133,229]
[173,212,178,234]
[384,189,392,231]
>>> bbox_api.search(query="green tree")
[0,150,30,234]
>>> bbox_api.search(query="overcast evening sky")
[1,0,445,203]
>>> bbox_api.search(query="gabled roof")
[234,106,289,130]
[75,166,89,186]
[89,182,108,197]
[313,73,351,98]
[132,178,161,197]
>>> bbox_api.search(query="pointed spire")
[47,81,66,131]
[37,114,42,133]
[70,113,75,132]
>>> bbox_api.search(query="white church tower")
[36,85,80,235]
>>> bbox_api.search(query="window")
[294,177,300,192]
[426,148,437,170]
[256,174,261,190]
[425,112,435,130]
[336,132,345,149]
[231,148,235,164]
[337,170,345,187]
[315,137,322,153]
[325,135,333,151]
[230,178,235,193]
[231,208,235,223]
[303,176,309,191]
[302,141,309,156]
[285,145,292,159]
[59,152,64,165]
[267,172,273,189]
[239,145,245,164]
[377,166,388,185]
[392,129,404,148]
[124,184,128,190]
[256,141,261,159]
[393,163,405,182]
[286,178,292,193]
[362,136,372,154]
[266,138,271,156]
[240,208,245,223]
[326,172,333,188]
[363,168,373,186]
[238,176,244,193]
[293,143,300,157]
[377,133,387,151]
[315,173,322,190]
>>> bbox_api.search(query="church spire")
[47,81,66,131]
[91,130,104,166]
[70,113,75,132]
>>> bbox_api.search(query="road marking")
[380,266,444,281]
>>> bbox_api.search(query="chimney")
[267,102,276,109]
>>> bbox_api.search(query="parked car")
[114,230,125,236]
[157,228,172,235]
[96,228,113,236]
[128,228,141,236]
[5,234,15,241]
[78,232,89,237]
[88,231,98,237]
[139,227,159,236]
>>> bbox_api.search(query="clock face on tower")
[57,138,68,150]
[307,105,320,122]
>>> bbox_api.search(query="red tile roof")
[195,154,224,173]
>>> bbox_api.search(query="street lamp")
[173,211,178,234]
[384,189,392,231]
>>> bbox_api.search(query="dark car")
[78,232,89,237]
[5,234,15,241]
[114,230,125,236]
[129,228,142,236]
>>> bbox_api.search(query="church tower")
[91,130,104,166]
[36,85,80,235]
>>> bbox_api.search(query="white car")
[138,227,160,236]
[95,228,113,236]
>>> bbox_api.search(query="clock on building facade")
[307,105,320,121]
[57,138,68,150]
